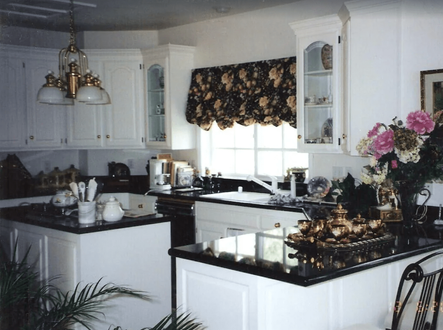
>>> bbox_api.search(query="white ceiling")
[0,0,302,32]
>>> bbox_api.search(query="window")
[199,123,309,181]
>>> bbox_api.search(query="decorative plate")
[321,118,333,138]
[307,176,332,198]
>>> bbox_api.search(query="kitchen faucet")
[246,175,278,194]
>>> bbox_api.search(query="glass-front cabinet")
[142,45,196,150]
[147,64,166,142]
[290,15,343,153]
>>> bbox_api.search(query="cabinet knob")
[274,222,281,228]
[97,135,101,139]
[342,134,347,139]
[297,135,302,140]
[106,135,110,139]
[29,135,34,140]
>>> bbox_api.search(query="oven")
[155,197,196,312]
[155,197,195,248]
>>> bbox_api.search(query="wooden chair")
[343,251,443,330]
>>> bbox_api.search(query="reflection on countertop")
[0,203,169,234]
[169,224,443,287]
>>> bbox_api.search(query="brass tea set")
[287,204,387,249]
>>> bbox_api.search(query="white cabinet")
[0,218,171,330]
[25,53,66,149]
[66,49,145,149]
[290,15,343,153]
[176,250,442,330]
[142,45,196,150]
[0,45,144,151]
[338,0,401,155]
[0,54,26,149]
[0,45,66,150]
[195,201,307,243]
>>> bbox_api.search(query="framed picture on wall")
[420,69,443,115]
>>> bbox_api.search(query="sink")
[201,191,271,202]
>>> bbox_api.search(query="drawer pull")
[274,222,281,228]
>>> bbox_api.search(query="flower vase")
[395,181,422,229]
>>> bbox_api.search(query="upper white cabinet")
[0,45,144,151]
[66,49,144,149]
[0,52,26,150]
[338,0,401,155]
[25,52,66,149]
[290,15,343,153]
[0,46,66,150]
[142,45,196,150]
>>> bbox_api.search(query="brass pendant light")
[37,0,110,105]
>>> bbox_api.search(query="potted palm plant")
[0,241,204,330]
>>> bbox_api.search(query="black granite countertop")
[169,223,443,287]
[0,204,171,234]
[148,188,337,220]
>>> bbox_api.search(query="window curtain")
[185,56,297,131]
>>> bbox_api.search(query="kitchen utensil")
[78,181,86,202]
[94,180,104,201]
[69,182,79,199]
[86,177,97,202]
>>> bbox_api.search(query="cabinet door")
[66,59,103,148]
[291,15,342,154]
[25,56,65,149]
[102,59,144,148]
[142,45,195,150]
[0,56,26,149]
[16,226,47,283]
[47,236,78,293]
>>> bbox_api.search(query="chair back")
[391,251,443,330]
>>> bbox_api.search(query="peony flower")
[406,110,435,134]
[373,130,394,159]
[368,123,381,138]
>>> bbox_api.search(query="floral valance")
[185,56,297,131]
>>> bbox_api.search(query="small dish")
[307,176,332,198]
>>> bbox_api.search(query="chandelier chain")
[69,0,76,47]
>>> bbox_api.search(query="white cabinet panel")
[290,15,343,153]
[25,55,66,149]
[102,58,144,147]
[67,51,144,149]
[142,45,196,150]
[0,56,26,149]
[195,201,307,243]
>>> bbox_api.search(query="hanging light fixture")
[37,0,109,105]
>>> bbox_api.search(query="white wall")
[82,30,159,49]
[158,0,346,68]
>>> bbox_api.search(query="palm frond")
[29,278,151,330]
[148,311,206,330]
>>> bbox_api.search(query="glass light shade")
[76,85,102,102]
[37,86,65,104]
[86,89,111,105]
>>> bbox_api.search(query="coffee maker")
[148,159,171,190]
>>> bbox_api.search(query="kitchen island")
[169,224,443,330]
[0,205,173,330]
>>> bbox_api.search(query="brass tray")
[285,232,395,252]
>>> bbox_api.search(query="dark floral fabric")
[185,56,297,131]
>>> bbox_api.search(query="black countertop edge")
[168,229,443,287]
[0,207,172,234]
[169,242,443,287]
